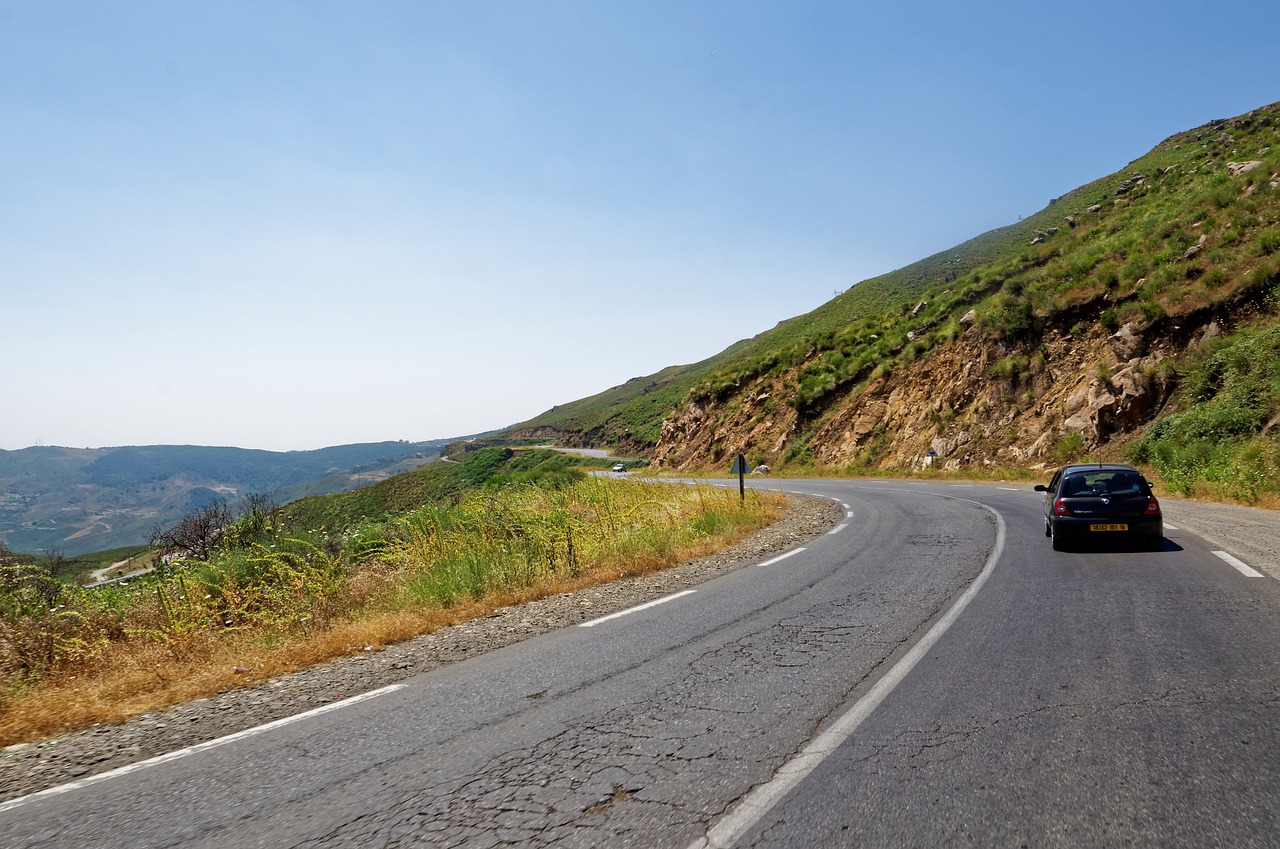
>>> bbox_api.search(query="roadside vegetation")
[1131,315,1280,502]
[0,448,782,744]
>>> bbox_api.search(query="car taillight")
[1145,496,1161,515]
[1053,498,1073,517]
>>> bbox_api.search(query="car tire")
[1051,527,1067,551]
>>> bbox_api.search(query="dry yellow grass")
[0,493,782,746]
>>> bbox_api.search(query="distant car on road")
[612,463,626,473]
[1035,463,1163,551]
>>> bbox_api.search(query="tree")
[149,499,233,561]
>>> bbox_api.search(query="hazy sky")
[4,1,1277,451]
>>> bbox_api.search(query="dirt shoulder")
[0,494,844,803]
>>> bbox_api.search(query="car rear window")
[1064,471,1144,496]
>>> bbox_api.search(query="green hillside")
[275,446,598,532]
[509,102,1280,467]
[508,155,1083,448]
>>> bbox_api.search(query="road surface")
[3,479,1277,848]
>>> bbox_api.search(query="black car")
[1035,463,1163,551]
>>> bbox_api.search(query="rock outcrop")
[654,317,1182,473]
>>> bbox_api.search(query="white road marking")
[1213,551,1264,578]
[688,499,1007,849]
[0,683,407,814]
[828,523,848,535]
[846,511,855,519]
[1164,523,1180,531]
[579,590,697,627]
[758,548,806,568]
[998,487,1022,492]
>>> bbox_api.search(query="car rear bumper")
[1051,515,1163,545]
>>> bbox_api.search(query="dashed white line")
[758,548,806,568]
[579,590,698,627]
[1213,551,1264,578]
[0,683,407,814]
[579,547,809,629]
[828,523,848,535]
[1164,523,1180,531]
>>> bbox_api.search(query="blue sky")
[3,1,1277,451]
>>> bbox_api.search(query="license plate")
[1090,523,1128,532]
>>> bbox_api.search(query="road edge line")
[1213,550,1264,578]
[0,683,407,814]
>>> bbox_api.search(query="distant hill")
[0,440,454,555]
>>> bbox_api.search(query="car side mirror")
[1034,484,1049,492]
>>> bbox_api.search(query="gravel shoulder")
[0,494,844,803]
[1159,496,1280,576]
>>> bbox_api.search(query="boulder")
[1197,321,1223,346]
[1108,323,1145,360]
[1228,160,1263,176]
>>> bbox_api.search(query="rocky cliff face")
[653,317,1193,473]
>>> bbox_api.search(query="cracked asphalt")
[5,481,1280,848]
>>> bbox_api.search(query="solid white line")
[688,501,1007,849]
[1213,550,1264,578]
[0,683,407,814]
[578,590,697,627]
[828,523,848,535]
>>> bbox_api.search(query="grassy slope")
[507,102,1280,457]
[274,446,598,531]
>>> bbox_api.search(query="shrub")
[980,295,1035,340]
[1053,431,1086,463]
[1259,229,1280,256]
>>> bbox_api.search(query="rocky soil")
[0,494,845,803]
[653,319,1184,475]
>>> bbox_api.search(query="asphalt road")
[3,480,1277,848]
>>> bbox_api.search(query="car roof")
[1060,463,1142,475]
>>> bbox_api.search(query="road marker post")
[730,453,750,503]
